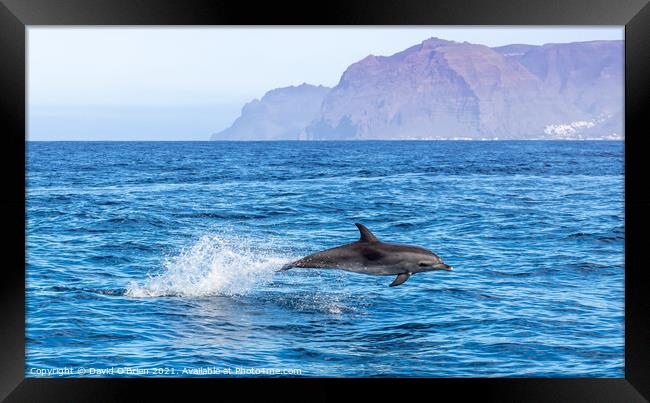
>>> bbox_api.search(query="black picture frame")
[1,0,648,401]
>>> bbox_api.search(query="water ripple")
[26,141,624,377]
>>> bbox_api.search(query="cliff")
[211,83,330,140]
[213,38,623,140]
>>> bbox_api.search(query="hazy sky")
[28,27,623,141]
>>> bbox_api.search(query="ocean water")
[26,141,624,377]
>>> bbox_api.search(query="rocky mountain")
[211,83,330,140]
[213,38,623,140]
[494,41,623,138]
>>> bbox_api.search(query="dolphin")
[280,223,452,287]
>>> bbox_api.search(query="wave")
[51,285,126,296]
[565,229,624,243]
[125,233,291,298]
[174,212,266,220]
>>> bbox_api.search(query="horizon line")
[26,139,625,142]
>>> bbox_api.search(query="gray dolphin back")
[280,223,378,271]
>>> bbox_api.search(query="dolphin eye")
[418,262,429,267]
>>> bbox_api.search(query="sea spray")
[125,233,291,298]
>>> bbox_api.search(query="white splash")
[125,233,290,298]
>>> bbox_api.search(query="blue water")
[26,141,624,377]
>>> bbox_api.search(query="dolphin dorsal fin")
[355,223,379,242]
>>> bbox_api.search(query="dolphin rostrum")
[280,223,452,287]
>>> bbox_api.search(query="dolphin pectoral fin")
[389,273,411,287]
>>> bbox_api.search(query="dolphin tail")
[276,262,295,272]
